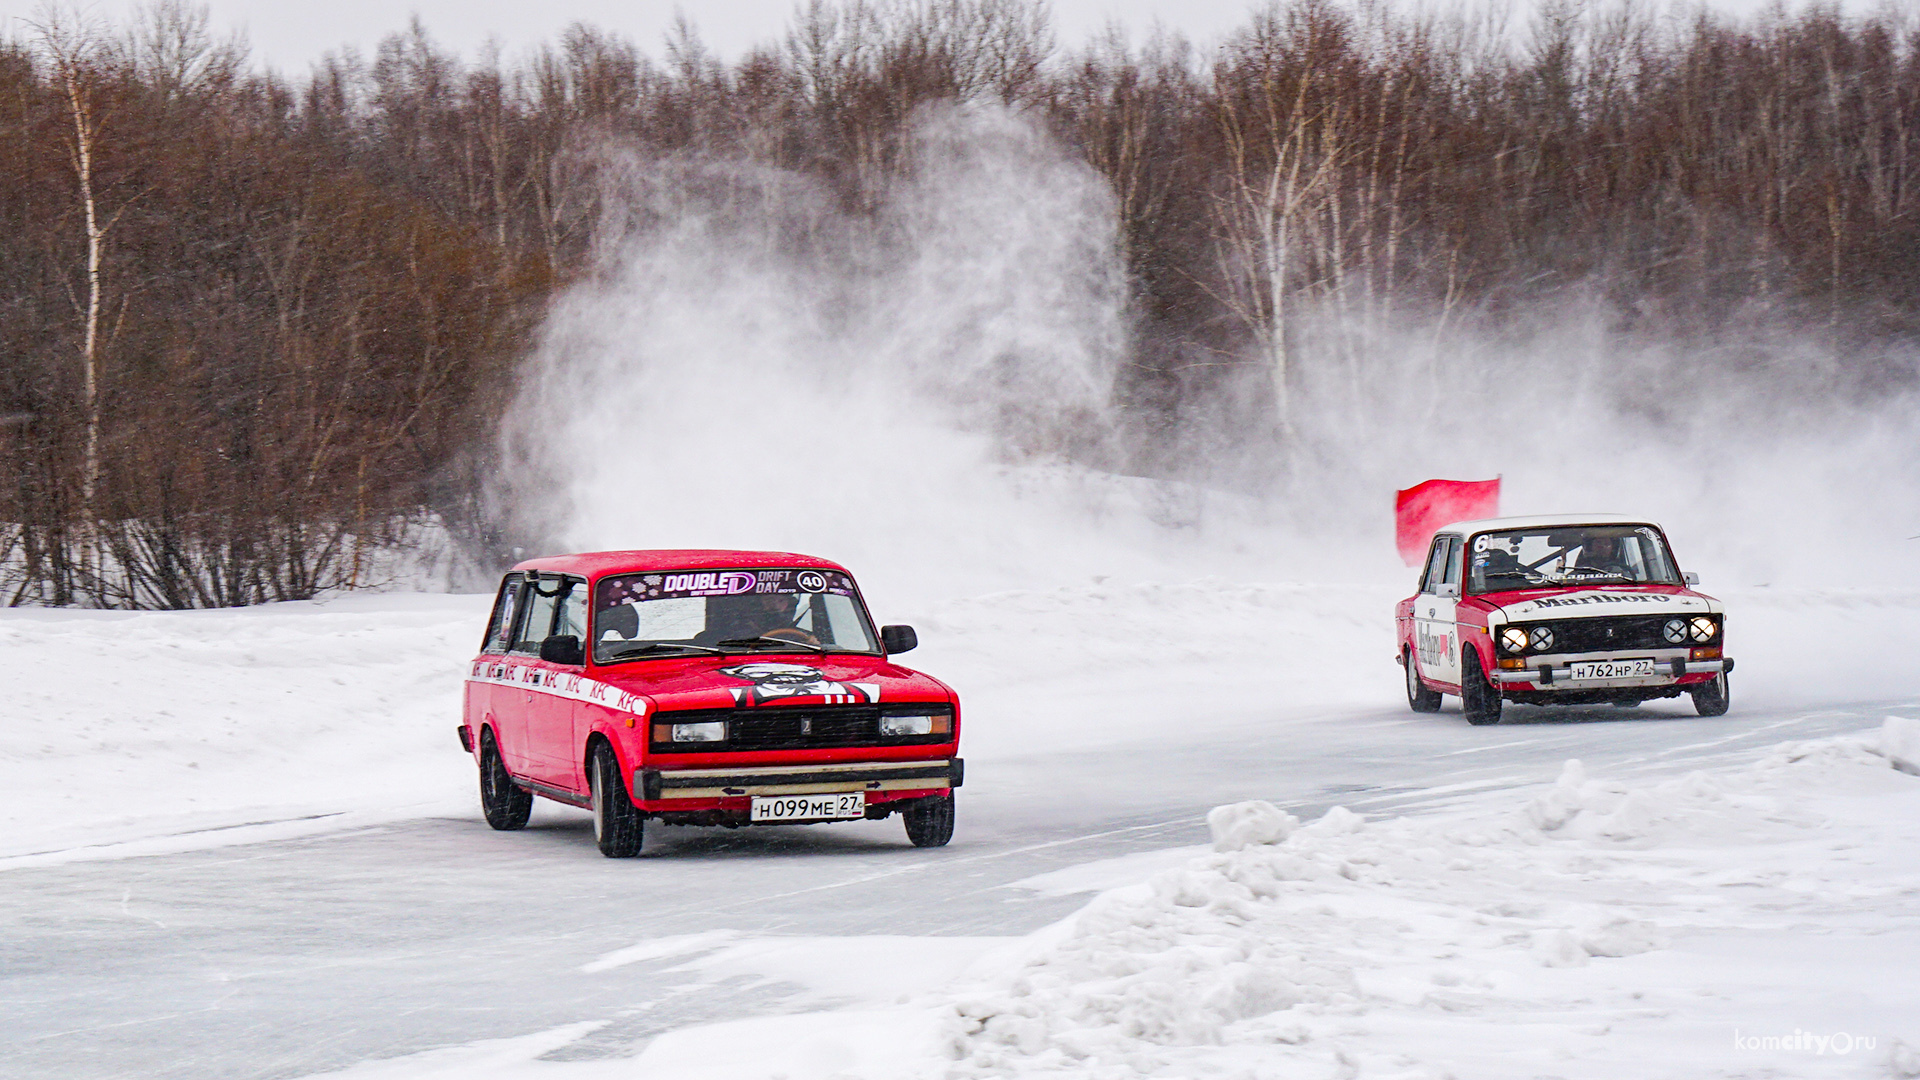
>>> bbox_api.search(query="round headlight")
[1689,616,1717,642]
[1500,626,1528,653]
[1528,625,1555,652]
[1663,618,1688,644]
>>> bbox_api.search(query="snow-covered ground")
[6,579,1916,862]
[3,575,1918,1079]
[287,721,1920,1080]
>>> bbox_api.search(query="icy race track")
[2,582,1917,1080]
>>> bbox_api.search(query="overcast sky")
[0,0,1868,74]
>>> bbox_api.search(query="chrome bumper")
[637,758,962,801]
[1496,658,1734,686]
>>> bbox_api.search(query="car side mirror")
[880,625,918,655]
[539,634,584,666]
[1434,583,1460,599]
[1683,571,1700,586]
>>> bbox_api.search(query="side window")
[483,577,522,654]
[1421,538,1448,593]
[555,579,587,641]
[511,579,561,655]
[1441,536,1464,587]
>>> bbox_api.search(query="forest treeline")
[3,0,1917,606]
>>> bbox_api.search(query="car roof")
[1436,513,1661,535]
[509,549,853,579]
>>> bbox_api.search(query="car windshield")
[1467,524,1681,594]
[591,567,880,663]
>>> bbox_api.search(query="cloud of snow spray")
[503,103,1920,605]
[1265,298,1920,591]
[501,105,1279,610]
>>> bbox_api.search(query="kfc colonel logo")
[718,662,880,706]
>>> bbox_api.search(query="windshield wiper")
[715,635,825,653]
[601,641,721,660]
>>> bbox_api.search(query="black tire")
[479,732,533,831]
[1612,699,1642,708]
[1405,648,1442,713]
[589,742,644,858]
[1460,648,1503,726]
[1691,672,1731,717]
[903,794,955,848]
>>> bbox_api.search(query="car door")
[524,576,589,791]
[503,577,562,778]
[1414,535,1464,686]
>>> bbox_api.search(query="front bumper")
[637,758,963,802]
[1496,657,1734,686]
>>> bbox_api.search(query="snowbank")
[944,719,1920,1079]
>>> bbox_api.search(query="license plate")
[1568,658,1657,681]
[749,792,865,822]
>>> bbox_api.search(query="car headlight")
[1528,625,1555,652]
[1663,618,1688,644]
[1689,616,1718,643]
[670,721,727,743]
[880,714,948,737]
[1500,626,1529,653]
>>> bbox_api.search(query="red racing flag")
[1395,478,1500,566]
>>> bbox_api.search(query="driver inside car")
[1574,534,1635,579]
[698,593,819,646]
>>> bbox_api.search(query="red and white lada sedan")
[1396,516,1734,725]
[458,550,962,857]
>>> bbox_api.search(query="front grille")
[650,703,952,753]
[1539,615,1689,653]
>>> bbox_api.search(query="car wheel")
[589,742,644,858]
[479,732,533,831]
[903,794,955,848]
[1460,648,1503,726]
[1611,699,1641,708]
[1405,647,1442,713]
[1690,672,1731,717]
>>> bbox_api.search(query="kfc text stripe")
[467,661,650,715]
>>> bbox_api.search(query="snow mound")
[1205,800,1298,852]
[942,737,1920,1078]
[1884,715,1920,775]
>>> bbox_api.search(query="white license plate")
[749,792,865,822]
[1568,658,1658,681]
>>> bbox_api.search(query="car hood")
[1480,585,1720,621]
[587,653,954,713]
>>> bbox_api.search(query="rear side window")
[482,577,522,653]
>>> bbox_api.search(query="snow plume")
[496,105,1225,602]
[1227,293,1920,589]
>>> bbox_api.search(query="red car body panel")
[460,550,960,821]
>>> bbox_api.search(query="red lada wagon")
[458,550,962,857]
